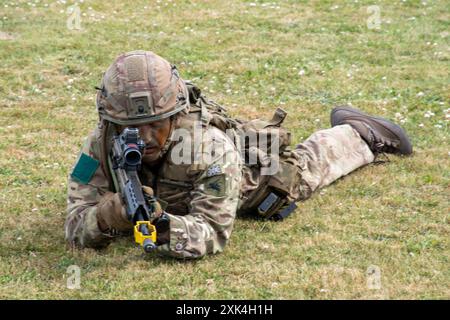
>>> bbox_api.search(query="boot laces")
[368,128,392,164]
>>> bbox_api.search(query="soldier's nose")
[138,126,153,145]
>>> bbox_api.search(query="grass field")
[0,0,448,299]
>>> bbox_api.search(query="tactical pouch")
[184,80,301,221]
[239,160,301,220]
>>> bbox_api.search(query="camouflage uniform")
[64,50,377,259]
[66,119,373,259]
[66,120,242,259]
[291,124,374,200]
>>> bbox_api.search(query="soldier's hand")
[96,192,133,233]
[142,186,163,220]
[142,186,170,245]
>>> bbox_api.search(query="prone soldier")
[65,51,412,259]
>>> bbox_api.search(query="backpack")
[185,81,302,220]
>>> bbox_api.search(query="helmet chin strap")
[157,115,177,159]
[157,85,190,159]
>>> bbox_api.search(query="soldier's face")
[119,118,172,164]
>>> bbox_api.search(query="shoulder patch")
[206,164,222,177]
[70,153,100,185]
[203,174,227,197]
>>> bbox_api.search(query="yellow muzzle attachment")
[134,221,157,253]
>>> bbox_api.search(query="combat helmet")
[96,50,190,125]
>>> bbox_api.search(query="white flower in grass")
[418,123,424,127]
[298,69,305,76]
[416,92,425,97]
[424,110,435,118]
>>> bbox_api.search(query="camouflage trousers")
[292,124,375,200]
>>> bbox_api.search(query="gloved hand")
[142,185,169,245]
[96,192,133,233]
[142,186,164,220]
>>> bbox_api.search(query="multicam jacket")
[65,110,243,259]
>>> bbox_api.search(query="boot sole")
[331,106,413,155]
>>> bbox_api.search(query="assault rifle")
[110,127,157,253]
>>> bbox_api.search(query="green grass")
[0,0,449,299]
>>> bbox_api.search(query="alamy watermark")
[367,5,381,30]
[168,122,280,176]
[366,265,382,290]
[66,265,81,289]
[66,4,82,30]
